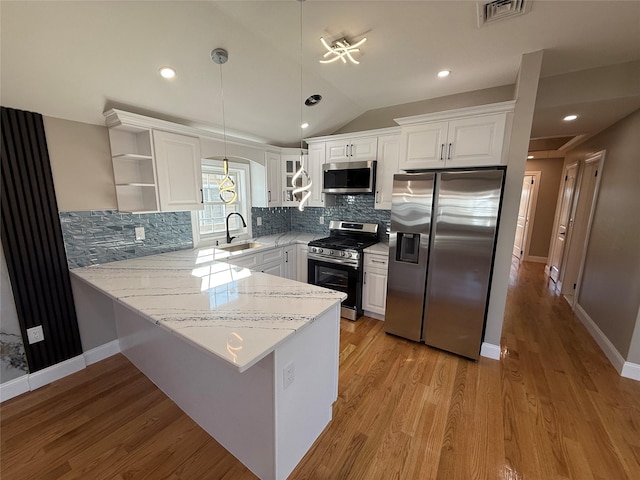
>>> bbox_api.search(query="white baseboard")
[28,355,86,391]
[84,339,121,365]
[525,255,548,264]
[480,342,500,360]
[1,340,122,403]
[574,303,629,375]
[0,375,30,403]
[621,362,640,381]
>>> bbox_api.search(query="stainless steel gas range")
[307,221,379,320]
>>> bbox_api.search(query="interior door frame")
[573,150,606,308]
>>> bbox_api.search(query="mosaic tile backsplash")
[252,194,390,240]
[60,210,193,269]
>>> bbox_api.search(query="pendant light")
[291,0,312,211]
[211,47,237,204]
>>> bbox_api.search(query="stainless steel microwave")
[322,160,376,194]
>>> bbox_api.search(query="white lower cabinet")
[297,244,308,283]
[283,244,297,280]
[222,244,306,280]
[261,260,284,276]
[363,252,389,317]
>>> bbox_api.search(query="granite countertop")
[71,246,345,373]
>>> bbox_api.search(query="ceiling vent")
[477,0,532,27]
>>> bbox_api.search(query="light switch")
[135,226,145,241]
[256,217,262,226]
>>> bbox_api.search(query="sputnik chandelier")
[320,37,367,64]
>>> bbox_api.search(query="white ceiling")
[1,1,639,147]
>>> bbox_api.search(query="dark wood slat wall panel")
[1,106,82,372]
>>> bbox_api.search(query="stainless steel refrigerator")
[384,168,505,360]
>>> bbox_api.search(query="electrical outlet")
[135,226,145,241]
[319,216,324,225]
[256,216,262,226]
[283,362,294,389]
[27,325,44,344]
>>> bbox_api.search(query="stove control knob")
[346,252,351,258]
[318,248,323,254]
[340,251,345,257]
[329,250,334,255]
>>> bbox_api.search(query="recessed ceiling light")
[437,70,451,78]
[301,123,309,129]
[527,155,534,159]
[305,94,322,107]
[563,114,578,121]
[159,66,176,79]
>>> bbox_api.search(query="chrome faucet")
[226,212,246,244]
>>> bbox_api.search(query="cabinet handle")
[285,251,289,263]
[268,190,271,202]
[447,143,452,160]
[200,188,204,204]
[364,272,366,285]
[440,144,445,161]
[371,259,386,264]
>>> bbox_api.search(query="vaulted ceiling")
[2,1,639,148]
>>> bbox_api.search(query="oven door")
[308,257,362,321]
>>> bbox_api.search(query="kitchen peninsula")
[71,247,346,480]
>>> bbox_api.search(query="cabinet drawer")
[364,254,388,269]
[258,247,283,265]
[227,253,258,269]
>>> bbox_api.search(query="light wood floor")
[2,261,639,479]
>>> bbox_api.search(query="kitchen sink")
[217,242,264,253]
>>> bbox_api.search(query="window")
[192,159,251,246]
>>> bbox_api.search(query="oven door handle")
[307,254,359,268]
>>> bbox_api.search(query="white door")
[513,175,534,259]
[374,134,400,210]
[266,152,281,207]
[562,152,605,299]
[153,130,203,211]
[549,162,579,283]
[446,113,507,167]
[398,121,449,170]
[307,143,326,207]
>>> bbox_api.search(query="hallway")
[1,261,639,479]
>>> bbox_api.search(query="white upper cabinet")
[153,130,203,211]
[396,102,514,171]
[281,154,304,206]
[325,136,377,162]
[399,122,449,170]
[252,151,282,208]
[374,134,401,210]
[307,142,335,208]
[106,109,205,213]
